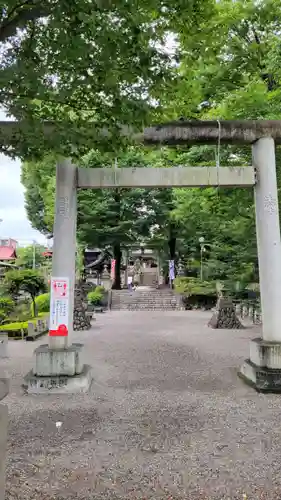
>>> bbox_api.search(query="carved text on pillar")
[264,194,278,215]
[58,197,70,218]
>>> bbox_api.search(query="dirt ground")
[1,310,281,499]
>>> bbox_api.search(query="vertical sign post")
[49,277,70,337]
[49,160,77,349]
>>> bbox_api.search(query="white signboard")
[49,277,70,336]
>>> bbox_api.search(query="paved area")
[1,311,281,499]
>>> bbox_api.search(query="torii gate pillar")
[240,137,281,391]
[24,160,92,394]
[49,159,77,350]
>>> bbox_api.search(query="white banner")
[49,277,70,336]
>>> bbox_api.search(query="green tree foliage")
[0,297,15,325]
[4,270,47,317]
[78,148,180,287]
[16,245,46,269]
[164,0,281,119]
[87,287,105,307]
[161,0,281,286]
[34,293,50,314]
[21,0,281,289]
[0,0,213,158]
[22,147,179,288]
[21,154,56,235]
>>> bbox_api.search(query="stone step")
[111,298,179,304]
[112,290,175,293]
[111,288,183,311]
[111,293,178,297]
[111,304,182,311]
[112,296,180,300]
[111,299,180,302]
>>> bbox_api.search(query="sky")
[0,111,47,246]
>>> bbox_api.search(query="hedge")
[174,277,217,310]
[31,292,50,315]
[0,313,47,338]
[87,286,106,306]
[174,277,217,296]
[174,277,260,310]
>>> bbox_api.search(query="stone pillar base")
[239,337,281,392]
[24,343,92,394]
[33,343,83,376]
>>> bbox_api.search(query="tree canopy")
[4,269,47,316]
[21,147,178,287]
[0,0,213,158]
[15,244,46,269]
[20,0,281,289]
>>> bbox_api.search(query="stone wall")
[73,285,92,331]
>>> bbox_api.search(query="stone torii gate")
[18,119,281,393]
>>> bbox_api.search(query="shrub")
[8,300,33,323]
[174,277,217,311]
[0,310,6,325]
[0,297,15,324]
[87,289,103,306]
[174,277,217,296]
[4,269,47,317]
[33,293,50,314]
[87,285,106,306]
[0,297,14,314]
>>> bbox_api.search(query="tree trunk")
[168,236,176,260]
[111,189,122,290]
[32,296,36,317]
[168,223,177,260]
[112,243,122,289]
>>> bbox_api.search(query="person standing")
[127,276,133,291]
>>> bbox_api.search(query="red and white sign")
[110,259,116,280]
[49,277,70,337]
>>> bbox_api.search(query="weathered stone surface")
[208,298,244,329]
[239,359,281,393]
[24,364,92,394]
[111,288,183,311]
[33,343,83,376]
[26,317,49,341]
[73,285,92,331]
[250,337,281,369]
[239,338,281,392]
[78,165,255,188]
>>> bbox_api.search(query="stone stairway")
[110,287,183,311]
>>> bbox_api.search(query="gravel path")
[1,310,281,499]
